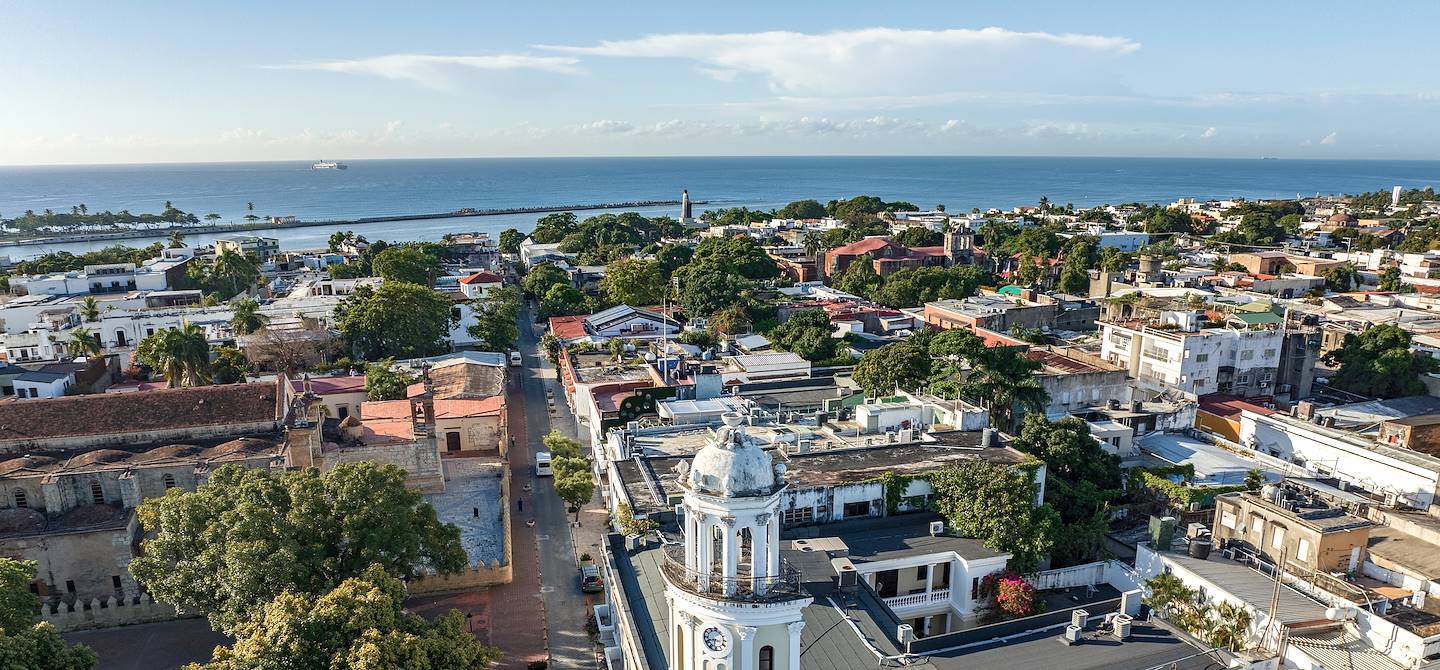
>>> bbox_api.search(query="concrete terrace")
[429,459,506,565]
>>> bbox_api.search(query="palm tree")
[230,298,267,335]
[78,296,100,323]
[78,203,87,215]
[211,250,259,298]
[137,323,211,387]
[246,201,254,212]
[802,232,821,260]
[66,330,101,357]
[1206,601,1252,652]
[963,346,1049,432]
[168,230,186,249]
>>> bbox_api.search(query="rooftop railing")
[659,543,806,603]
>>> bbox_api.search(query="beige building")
[1211,487,1372,573]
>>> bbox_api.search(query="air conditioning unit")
[1061,625,1083,645]
[929,521,944,536]
[796,440,812,454]
[1112,614,1133,640]
[1071,609,1089,630]
[896,624,915,645]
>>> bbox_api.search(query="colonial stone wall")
[318,441,444,492]
[407,560,513,594]
[0,421,279,455]
[39,594,180,632]
[1,514,142,603]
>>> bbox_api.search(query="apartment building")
[1099,310,1284,399]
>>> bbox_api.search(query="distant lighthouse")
[680,189,693,222]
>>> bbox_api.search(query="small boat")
[312,160,348,170]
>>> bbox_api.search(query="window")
[782,507,814,526]
[11,490,26,509]
[1263,349,1277,358]
[1250,514,1264,537]
[1240,350,1255,360]
[90,481,104,505]
[65,580,75,594]
[1220,512,1236,529]
[1297,538,1311,562]
[1196,353,1209,362]
[1236,374,1250,386]
[111,576,122,590]
[1271,526,1286,550]
[843,501,872,519]
[758,646,774,670]
[162,474,177,490]
[971,577,981,600]
[915,565,928,582]
[937,562,951,588]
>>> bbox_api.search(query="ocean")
[2,156,1437,257]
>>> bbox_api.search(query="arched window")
[90,481,105,505]
[162,474,177,490]
[758,645,774,670]
[12,490,27,509]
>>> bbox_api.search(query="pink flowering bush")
[994,575,1037,617]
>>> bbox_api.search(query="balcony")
[660,544,806,603]
[883,588,951,610]
[1141,347,1173,363]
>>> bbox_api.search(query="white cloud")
[269,53,582,89]
[579,120,637,135]
[1200,126,1217,139]
[539,27,1138,96]
[1320,131,1338,145]
[697,67,738,82]
[384,120,404,136]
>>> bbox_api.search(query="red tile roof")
[828,237,899,256]
[363,397,504,421]
[0,382,281,445]
[459,272,503,285]
[1024,350,1102,374]
[549,315,589,340]
[291,375,367,395]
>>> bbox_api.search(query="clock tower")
[663,412,811,670]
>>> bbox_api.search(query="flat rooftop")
[426,459,506,565]
[1138,432,1283,486]
[789,514,1006,564]
[1151,545,1327,624]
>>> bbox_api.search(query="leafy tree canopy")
[1324,323,1439,398]
[522,262,571,297]
[498,228,525,255]
[870,265,988,308]
[776,199,826,219]
[599,258,664,307]
[852,342,929,396]
[893,226,942,248]
[929,461,1056,572]
[335,282,456,360]
[371,246,441,286]
[190,564,498,670]
[365,358,417,401]
[540,284,588,318]
[528,212,578,244]
[767,309,839,362]
[834,254,882,299]
[0,559,96,670]
[468,286,522,352]
[131,462,466,635]
[691,236,778,280]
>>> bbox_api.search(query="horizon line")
[3,153,1439,170]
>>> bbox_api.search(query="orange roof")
[459,272,503,285]
[828,237,899,256]
[549,315,589,340]
[1197,394,1275,420]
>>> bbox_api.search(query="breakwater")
[0,198,704,248]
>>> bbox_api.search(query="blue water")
[2,156,1436,257]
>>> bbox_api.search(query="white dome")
[686,413,780,498]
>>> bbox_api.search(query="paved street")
[514,304,604,670]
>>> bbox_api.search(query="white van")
[535,452,553,477]
[509,351,523,366]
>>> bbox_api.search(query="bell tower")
[664,412,810,670]
[943,222,973,266]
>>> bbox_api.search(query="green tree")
[691,236,778,280]
[522,263,571,298]
[929,461,1055,572]
[1055,259,1090,295]
[657,244,694,280]
[834,254,882,298]
[1319,261,1361,292]
[335,283,456,360]
[599,258,663,306]
[852,342,929,396]
[1324,324,1439,398]
[965,346,1049,431]
[768,310,838,362]
[131,462,466,635]
[135,323,212,387]
[209,249,260,299]
[191,564,498,670]
[78,296,101,322]
[529,212,578,244]
[540,284,588,318]
[776,199,826,219]
[894,227,942,248]
[371,246,441,286]
[542,430,583,460]
[498,228,525,255]
[555,470,596,523]
[328,230,355,253]
[1380,266,1405,292]
[468,286,522,352]
[365,358,418,401]
[0,559,96,670]
[210,345,248,384]
[229,297,267,335]
[168,230,186,249]
[677,264,751,317]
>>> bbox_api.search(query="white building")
[10,256,190,297]
[12,370,72,399]
[666,413,812,670]
[1099,310,1284,399]
[584,305,680,341]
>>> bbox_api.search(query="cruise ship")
[311,160,347,170]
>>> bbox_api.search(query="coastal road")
[515,305,601,670]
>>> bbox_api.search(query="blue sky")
[3,1,1439,165]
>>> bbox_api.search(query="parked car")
[509,350,522,366]
[580,564,604,593]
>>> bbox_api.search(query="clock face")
[702,626,729,654]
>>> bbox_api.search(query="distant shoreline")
[0,198,702,248]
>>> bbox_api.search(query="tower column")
[721,517,738,596]
[787,620,806,670]
[737,625,757,670]
[752,521,769,591]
